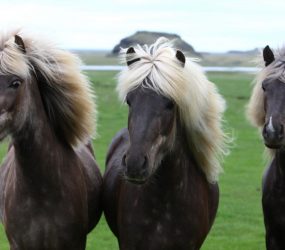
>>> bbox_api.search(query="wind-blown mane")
[0,29,96,146]
[248,47,285,128]
[117,38,228,183]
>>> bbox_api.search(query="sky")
[0,0,284,52]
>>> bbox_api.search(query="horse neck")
[12,78,71,187]
[156,117,200,185]
[274,149,285,180]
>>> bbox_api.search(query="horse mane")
[248,47,285,128]
[0,29,96,146]
[117,37,229,183]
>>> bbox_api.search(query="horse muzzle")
[262,120,284,148]
[122,153,149,184]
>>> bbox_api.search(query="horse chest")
[263,178,285,227]
[3,183,87,249]
[263,190,285,250]
[118,183,208,249]
[4,198,86,249]
[263,164,285,217]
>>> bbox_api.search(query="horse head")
[0,30,95,146]
[261,46,285,148]
[0,35,28,140]
[122,46,185,184]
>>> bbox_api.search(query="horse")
[102,38,229,250]
[0,30,102,250]
[248,46,285,250]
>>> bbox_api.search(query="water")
[202,66,260,73]
[81,65,261,73]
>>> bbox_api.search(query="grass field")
[0,71,266,249]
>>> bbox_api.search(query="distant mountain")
[111,31,201,57]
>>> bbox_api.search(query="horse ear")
[126,47,140,66]
[176,50,185,67]
[14,35,26,53]
[263,45,274,66]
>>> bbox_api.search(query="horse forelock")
[0,29,97,146]
[117,38,229,183]
[0,30,30,79]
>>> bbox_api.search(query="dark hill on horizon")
[111,31,201,57]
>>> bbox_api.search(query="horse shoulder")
[103,128,129,237]
[76,141,102,185]
[185,159,219,229]
[262,159,285,249]
[207,182,219,229]
[262,160,279,205]
[0,146,15,223]
[105,128,129,170]
[103,127,129,200]
[262,159,285,214]
[75,141,103,233]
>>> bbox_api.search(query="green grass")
[0,71,266,249]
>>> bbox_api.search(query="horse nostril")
[122,154,127,167]
[142,156,147,169]
[263,121,284,142]
[279,124,284,139]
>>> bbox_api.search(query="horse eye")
[126,98,131,106]
[9,80,21,89]
[262,81,268,91]
[262,84,265,91]
[165,100,174,110]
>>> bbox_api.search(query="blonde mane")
[248,47,285,129]
[0,29,96,146]
[117,38,228,183]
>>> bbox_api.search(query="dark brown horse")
[248,46,285,250]
[103,38,228,250]
[0,31,102,250]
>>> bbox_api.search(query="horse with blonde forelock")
[0,30,102,250]
[103,38,229,250]
[248,45,285,250]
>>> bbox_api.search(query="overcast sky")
[0,0,284,52]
